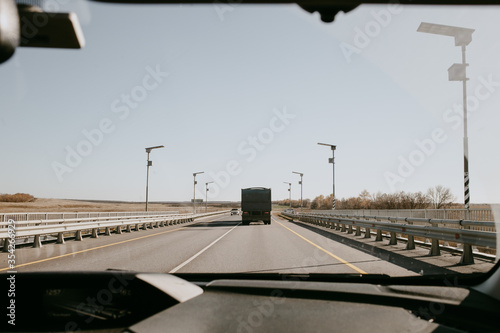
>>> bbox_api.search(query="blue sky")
[1,2,500,203]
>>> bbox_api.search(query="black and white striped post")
[459,43,473,264]
[461,43,471,211]
[318,143,336,210]
[418,22,475,264]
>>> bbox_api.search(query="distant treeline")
[274,186,456,210]
[0,193,35,203]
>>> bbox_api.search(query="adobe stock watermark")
[6,219,17,327]
[196,107,296,199]
[213,0,242,21]
[339,1,403,64]
[384,74,500,191]
[51,64,169,182]
[235,289,285,333]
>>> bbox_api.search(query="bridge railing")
[312,209,494,222]
[0,210,230,251]
[0,211,183,223]
[281,211,497,265]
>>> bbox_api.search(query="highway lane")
[0,213,415,276]
[172,216,413,275]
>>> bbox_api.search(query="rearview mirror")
[0,1,85,64]
[18,4,85,49]
[0,0,20,64]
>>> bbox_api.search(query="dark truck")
[241,187,272,225]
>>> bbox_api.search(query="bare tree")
[413,192,432,209]
[359,190,371,209]
[426,185,455,209]
[310,195,324,210]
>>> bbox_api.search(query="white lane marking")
[169,222,241,273]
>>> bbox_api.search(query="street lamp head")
[145,145,164,153]
[193,171,204,177]
[292,171,303,176]
[206,181,214,185]
[417,22,474,47]
[317,142,336,150]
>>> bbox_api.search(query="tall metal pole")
[416,22,474,264]
[146,151,150,212]
[205,182,213,213]
[461,44,473,264]
[462,45,470,212]
[193,172,204,215]
[331,147,336,210]
[293,172,303,213]
[144,145,164,212]
[283,182,291,208]
[300,174,303,213]
[318,143,336,210]
[193,175,196,214]
[288,184,291,208]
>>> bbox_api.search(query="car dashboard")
[2,271,499,333]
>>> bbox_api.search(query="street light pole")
[292,172,303,213]
[146,151,150,212]
[193,171,204,214]
[417,22,475,264]
[417,22,474,211]
[318,143,336,210]
[205,181,214,213]
[145,145,164,212]
[461,44,470,211]
[283,182,291,208]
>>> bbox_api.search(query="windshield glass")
[1,1,498,278]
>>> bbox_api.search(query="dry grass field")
[0,198,235,213]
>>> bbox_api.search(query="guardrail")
[312,209,494,222]
[281,211,497,265]
[0,211,182,222]
[1,210,230,252]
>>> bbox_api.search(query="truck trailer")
[241,187,272,225]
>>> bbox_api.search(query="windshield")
[0,1,498,278]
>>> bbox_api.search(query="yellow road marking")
[274,218,367,274]
[0,216,225,272]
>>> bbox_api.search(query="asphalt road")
[1,214,416,276]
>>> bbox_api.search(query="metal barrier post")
[406,234,415,250]
[389,231,397,245]
[56,232,65,244]
[429,239,441,256]
[460,213,475,264]
[2,238,12,252]
[33,235,42,248]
